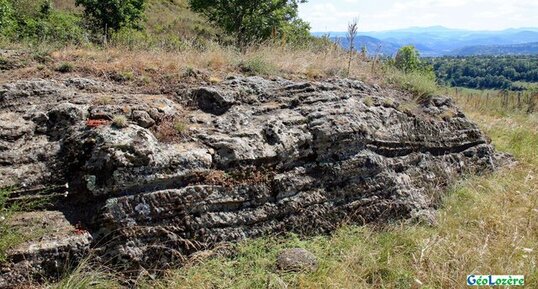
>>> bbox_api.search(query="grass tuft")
[56,62,74,73]
[112,115,129,128]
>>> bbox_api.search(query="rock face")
[0,76,504,287]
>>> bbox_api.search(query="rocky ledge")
[0,76,506,287]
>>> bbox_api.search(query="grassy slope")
[52,0,219,40]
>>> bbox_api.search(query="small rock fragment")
[276,248,318,272]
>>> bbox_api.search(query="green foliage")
[75,0,145,38]
[0,0,86,45]
[387,45,438,101]
[394,45,421,73]
[0,0,13,34]
[188,0,310,46]
[173,121,188,134]
[426,55,538,90]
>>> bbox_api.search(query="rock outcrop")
[0,76,505,287]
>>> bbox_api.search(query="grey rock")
[276,248,318,272]
[193,87,236,115]
[0,211,92,288]
[0,77,510,287]
[132,110,155,128]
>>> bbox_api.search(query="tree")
[394,45,421,73]
[189,0,310,46]
[75,0,145,42]
[0,0,13,33]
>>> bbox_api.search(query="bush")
[75,0,145,41]
[241,56,275,76]
[394,45,421,73]
[56,62,74,73]
[2,0,86,46]
[0,0,13,34]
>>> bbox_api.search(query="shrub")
[75,0,145,41]
[173,121,188,134]
[241,56,275,76]
[0,0,14,34]
[4,3,86,45]
[112,115,128,128]
[394,45,421,73]
[56,62,74,73]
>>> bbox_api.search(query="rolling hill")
[314,26,538,57]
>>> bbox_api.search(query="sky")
[298,0,538,32]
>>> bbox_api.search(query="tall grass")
[449,87,537,116]
[0,188,23,262]
[384,66,439,101]
[51,258,122,289]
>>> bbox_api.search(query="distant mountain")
[449,42,538,56]
[332,36,400,57]
[313,26,538,57]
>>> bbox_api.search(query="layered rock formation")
[0,76,504,287]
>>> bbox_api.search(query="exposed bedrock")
[0,76,507,287]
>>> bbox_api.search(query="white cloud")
[299,0,538,31]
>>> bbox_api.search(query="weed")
[152,117,189,143]
[439,109,457,121]
[208,76,221,84]
[363,96,374,107]
[56,62,74,73]
[397,101,419,114]
[93,95,113,105]
[385,67,438,102]
[112,115,128,128]
[382,98,395,107]
[111,71,134,82]
[173,121,188,134]
[240,56,275,76]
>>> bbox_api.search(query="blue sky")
[298,0,538,32]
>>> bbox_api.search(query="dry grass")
[13,43,377,90]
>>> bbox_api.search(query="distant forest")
[426,56,538,90]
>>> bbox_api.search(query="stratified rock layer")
[0,76,503,287]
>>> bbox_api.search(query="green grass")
[0,188,24,262]
[52,259,122,289]
[384,67,439,102]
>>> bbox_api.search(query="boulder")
[0,77,509,287]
